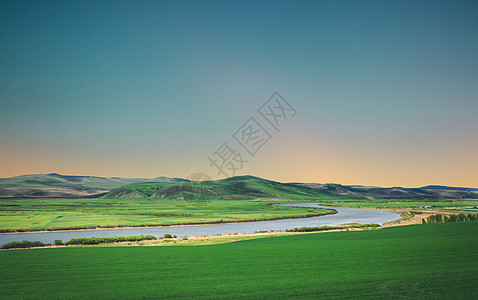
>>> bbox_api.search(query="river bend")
[0,203,401,246]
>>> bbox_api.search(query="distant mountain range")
[418,185,478,192]
[0,173,188,199]
[0,173,476,200]
[290,183,478,200]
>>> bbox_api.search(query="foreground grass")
[0,198,333,232]
[67,232,297,247]
[1,222,477,299]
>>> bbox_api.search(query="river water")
[0,203,401,246]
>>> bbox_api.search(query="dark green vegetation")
[285,223,380,232]
[0,198,333,232]
[1,222,477,299]
[65,235,156,245]
[1,240,45,249]
[1,235,157,249]
[423,213,478,224]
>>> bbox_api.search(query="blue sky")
[1,0,477,187]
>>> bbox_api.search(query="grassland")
[101,175,351,200]
[2,197,476,232]
[317,199,478,210]
[1,222,477,299]
[0,198,333,232]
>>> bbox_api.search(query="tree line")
[286,223,380,232]
[1,234,157,249]
[422,213,478,224]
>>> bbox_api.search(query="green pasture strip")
[318,199,478,209]
[0,198,333,232]
[0,222,476,299]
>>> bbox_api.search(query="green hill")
[101,175,356,200]
[103,176,478,201]
[0,173,188,199]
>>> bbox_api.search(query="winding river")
[0,203,401,246]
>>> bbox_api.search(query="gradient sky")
[1,0,477,187]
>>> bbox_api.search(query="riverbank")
[0,198,337,233]
[0,205,402,248]
[0,208,337,234]
[1,225,381,250]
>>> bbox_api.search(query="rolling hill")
[292,183,478,200]
[102,175,337,200]
[1,173,476,200]
[0,173,188,199]
[102,176,478,200]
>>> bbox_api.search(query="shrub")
[2,240,44,249]
[65,235,157,246]
[286,224,379,232]
[54,239,63,245]
[425,213,478,224]
[436,214,443,223]
[468,214,477,222]
[163,234,173,238]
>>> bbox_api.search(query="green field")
[0,198,333,232]
[2,196,476,232]
[317,199,478,210]
[1,222,476,299]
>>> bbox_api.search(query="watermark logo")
[177,172,213,207]
[181,92,297,205]
[208,141,249,177]
[208,92,296,177]
[258,92,297,131]
[233,117,272,156]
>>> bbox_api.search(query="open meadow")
[0,198,333,232]
[1,222,477,299]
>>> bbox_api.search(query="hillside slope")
[2,173,476,200]
[294,183,478,199]
[0,173,188,199]
[102,175,338,200]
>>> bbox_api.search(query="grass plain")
[317,199,478,210]
[1,197,476,232]
[0,198,333,232]
[0,222,477,299]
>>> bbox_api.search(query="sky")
[1,0,477,187]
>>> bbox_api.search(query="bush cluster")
[65,235,156,245]
[422,213,478,224]
[2,240,45,249]
[285,224,379,232]
[2,235,157,249]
